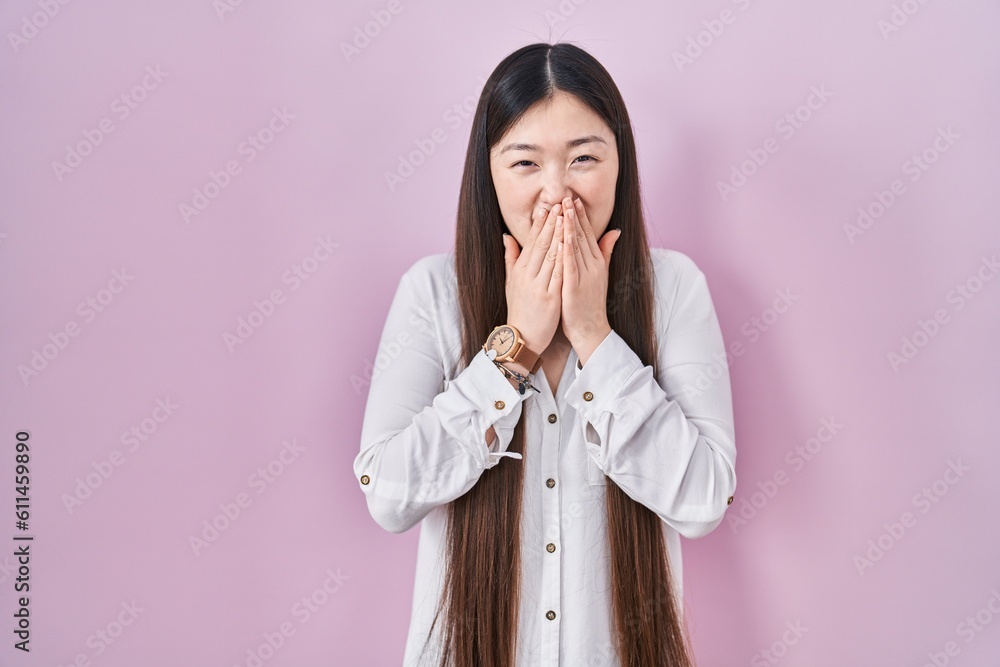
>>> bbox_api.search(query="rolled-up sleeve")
[354,260,531,534]
[564,251,737,539]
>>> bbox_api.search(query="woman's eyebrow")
[497,135,608,155]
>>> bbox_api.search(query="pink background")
[2,1,999,665]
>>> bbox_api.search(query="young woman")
[354,42,737,667]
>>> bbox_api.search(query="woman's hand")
[559,196,622,363]
[502,202,565,354]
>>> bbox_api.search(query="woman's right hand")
[502,202,565,355]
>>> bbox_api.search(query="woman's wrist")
[493,361,525,390]
[492,358,540,395]
[499,358,530,376]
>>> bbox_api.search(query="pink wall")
[2,1,998,665]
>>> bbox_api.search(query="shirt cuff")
[447,347,533,469]
[565,329,643,470]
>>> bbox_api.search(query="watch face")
[487,325,516,357]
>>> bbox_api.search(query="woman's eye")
[513,156,595,168]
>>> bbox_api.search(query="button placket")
[539,397,561,660]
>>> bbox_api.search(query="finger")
[563,217,578,287]
[527,202,562,276]
[571,197,601,263]
[599,227,622,265]
[550,239,563,294]
[503,233,519,281]
[564,198,590,273]
[516,206,547,269]
[539,209,563,285]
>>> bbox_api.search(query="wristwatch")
[483,324,542,373]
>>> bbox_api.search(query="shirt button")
[583,391,593,401]
[494,400,505,410]
[360,474,370,485]
[546,543,556,553]
[727,495,734,505]
[545,610,556,620]
[548,413,557,423]
[546,478,555,488]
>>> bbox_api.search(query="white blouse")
[354,247,737,666]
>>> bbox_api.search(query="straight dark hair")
[419,42,696,667]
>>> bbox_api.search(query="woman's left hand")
[559,195,622,362]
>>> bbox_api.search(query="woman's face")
[489,90,619,248]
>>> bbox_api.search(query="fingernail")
[575,198,582,208]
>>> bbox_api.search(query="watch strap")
[513,344,542,374]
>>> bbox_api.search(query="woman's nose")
[541,188,576,210]
[540,169,574,205]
